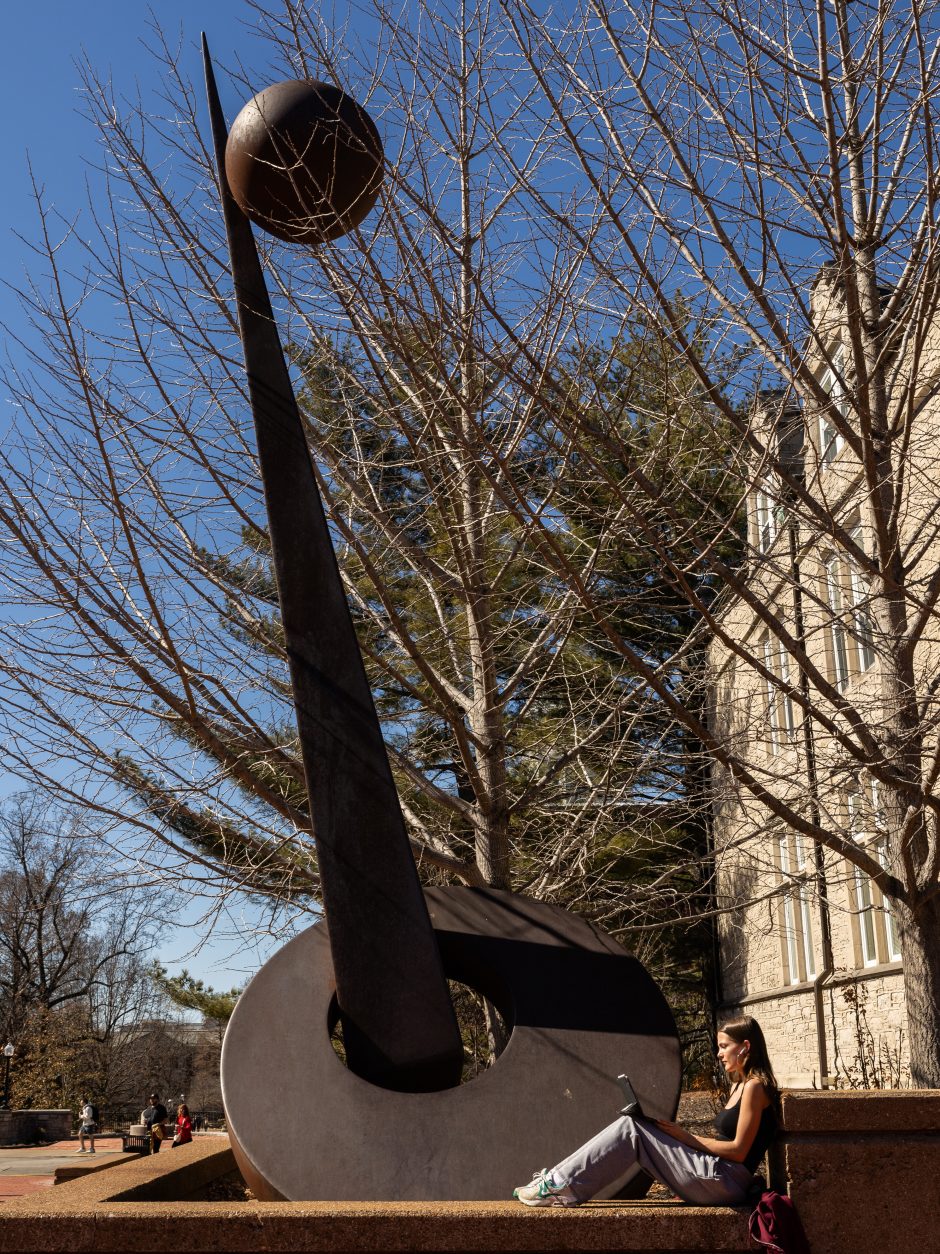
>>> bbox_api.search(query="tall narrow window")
[779,834,815,983]
[762,631,795,752]
[776,641,796,739]
[795,836,817,979]
[762,635,780,754]
[779,838,802,984]
[848,527,875,672]
[755,484,780,553]
[869,778,902,961]
[819,343,847,467]
[847,787,878,965]
[854,866,880,966]
[877,839,902,962]
[825,556,850,691]
[847,781,901,967]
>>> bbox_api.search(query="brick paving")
[0,1176,54,1199]
[0,1138,127,1200]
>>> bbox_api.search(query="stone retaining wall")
[0,1109,71,1146]
[779,1089,940,1254]
[0,1143,753,1253]
[0,1091,935,1253]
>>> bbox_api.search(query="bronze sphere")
[225,79,383,244]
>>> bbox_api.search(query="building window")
[780,837,801,983]
[853,864,880,966]
[824,534,875,687]
[762,635,779,754]
[824,556,850,691]
[848,526,875,672]
[819,343,847,467]
[756,488,774,553]
[761,631,796,755]
[779,833,816,983]
[871,779,902,962]
[876,839,902,962]
[776,641,796,739]
[795,836,816,980]
[755,482,783,553]
[847,781,901,967]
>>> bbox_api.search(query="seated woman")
[513,1015,778,1207]
[172,1103,193,1147]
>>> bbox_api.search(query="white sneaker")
[513,1169,580,1207]
[73,1149,88,1155]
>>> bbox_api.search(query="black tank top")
[714,1095,778,1172]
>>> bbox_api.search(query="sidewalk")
[0,1138,127,1200]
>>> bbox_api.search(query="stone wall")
[780,1089,940,1254]
[0,1109,71,1146]
[722,964,908,1089]
[0,1095,936,1253]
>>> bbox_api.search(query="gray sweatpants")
[550,1115,755,1205]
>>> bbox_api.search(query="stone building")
[709,268,913,1088]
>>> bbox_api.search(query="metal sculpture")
[203,38,682,1201]
[225,79,383,242]
[203,46,464,1099]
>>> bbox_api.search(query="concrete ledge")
[779,1089,940,1254]
[4,1090,939,1253]
[0,1139,751,1253]
[781,1086,940,1132]
[0,1206,754,1254]
[54,1155,146,1185]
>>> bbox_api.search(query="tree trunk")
[897,895,940,1087]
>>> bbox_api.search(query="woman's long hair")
[177,1103,190,1119]
[719,1015,781,1110]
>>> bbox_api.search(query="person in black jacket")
[142,1092,169,1154]
[514,1015,780,1207]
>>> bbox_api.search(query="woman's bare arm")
[654,1080,768,1163]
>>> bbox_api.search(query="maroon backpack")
[748,1190,811,1254]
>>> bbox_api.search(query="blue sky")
[0,2,262,330]
[0,2,291,990]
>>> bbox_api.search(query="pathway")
[0,1138,127,1200]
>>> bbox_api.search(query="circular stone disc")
[221,886,681,1201]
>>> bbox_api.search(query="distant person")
[193,1114,203,1133]
[172,1103,193,1147]
[74,1098,97,1155]
[142,1092,168,1154]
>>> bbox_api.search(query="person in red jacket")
[172,1103,193,1147]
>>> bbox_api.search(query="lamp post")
[1,1045,14,1110]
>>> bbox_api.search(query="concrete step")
[0,1139,752,1252]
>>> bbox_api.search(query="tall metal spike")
[202,37,463,1091]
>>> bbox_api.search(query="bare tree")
[17,0,936,1086]
[0,793,143,1033]
[0,792,159,1107]
[0,0,722,990]
[471,0,940,1084]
